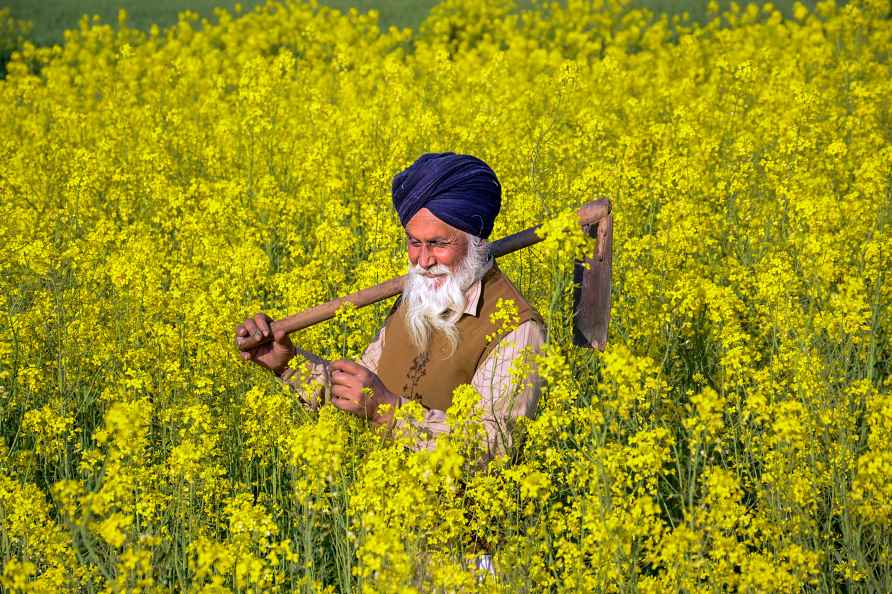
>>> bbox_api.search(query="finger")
[331,372,361,390]
[243,318,261,339]
[331,385,360,404]
[333,360,375,386]
[241,350,253,361]
[254,313,271,337]
[330,359,363,376]
[331,395,359,414]
[236,324,249,337]
[331,384,351,399]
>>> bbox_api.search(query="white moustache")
[410,264,452,282]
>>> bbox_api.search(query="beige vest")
[377,264,541,411]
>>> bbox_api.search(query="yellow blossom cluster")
[1,0,891,591]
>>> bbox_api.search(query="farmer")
[236,153,544,458]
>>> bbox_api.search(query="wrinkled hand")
[329,359,397,425]
[235,313,295,375]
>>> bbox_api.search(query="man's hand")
[235,313,295,375]
[330,359,398,425]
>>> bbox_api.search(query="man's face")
[405,208,469,287]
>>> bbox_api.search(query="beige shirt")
[284,272,545,459]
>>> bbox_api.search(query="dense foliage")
[0,8,31,78]
[1,0,891,591]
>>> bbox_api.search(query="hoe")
[237,199,612,352]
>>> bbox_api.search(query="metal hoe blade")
[573,213,613,350]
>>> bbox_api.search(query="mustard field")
[1,0,891,591]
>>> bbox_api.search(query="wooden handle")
[236,198,611,351]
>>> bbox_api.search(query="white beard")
[402,235,490,354]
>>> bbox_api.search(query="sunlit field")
[1,0,891,591]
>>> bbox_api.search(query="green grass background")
[4,0,821,47]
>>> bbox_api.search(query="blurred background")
[2,0,823,47]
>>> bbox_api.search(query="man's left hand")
[329,359,397,425]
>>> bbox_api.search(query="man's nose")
[418,245,435,269]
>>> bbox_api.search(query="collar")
[460,259,494,317]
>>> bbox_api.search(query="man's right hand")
[235,313,295,375]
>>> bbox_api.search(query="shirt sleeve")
[280,327,386,408]
[283,320,544,460]
[393,319,545,459]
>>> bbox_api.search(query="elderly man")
[236,153,544,457]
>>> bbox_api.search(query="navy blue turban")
[391,152,502,239]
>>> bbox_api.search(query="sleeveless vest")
[377,264,541,411]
